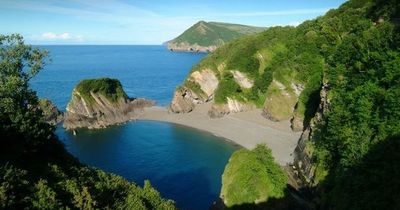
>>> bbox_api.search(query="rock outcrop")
[293,82,330,185]
[208,99,255,118]
[170,69,218,113]
[38,98,64,125]
[63,78,154,130]
[167,42,216,53]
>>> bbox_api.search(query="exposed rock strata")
[293,82,330,185]
[64,82,154,130]
[208,99,255,118]
[170,69,218,113]
[167,42,217,53]
[231,71,253,89]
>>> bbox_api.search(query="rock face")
[167,42,216,53]
[170,88,197,113]
[170,69,218,113]
[38,98,64,125]
[231,71,253,89]
[293,82,330,185]
[63,78,154,130]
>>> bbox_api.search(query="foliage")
[75,78,128,105]
[214,72,242,104]
[0,34,176,209]
[220,144,287,207]
[305,0,400,209]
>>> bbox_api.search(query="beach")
[138,103,302,165]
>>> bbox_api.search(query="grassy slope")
[170,21,265,47]
[75,78,128,105]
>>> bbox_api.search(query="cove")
[31,45,237,209]
[56,120,238,210]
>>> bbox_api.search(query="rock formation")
[38,98,64,125]
[293,81,330,185]
[63,78,154,130]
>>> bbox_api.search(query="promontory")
[64,78,154,130]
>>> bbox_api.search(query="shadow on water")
[152,167,215,210]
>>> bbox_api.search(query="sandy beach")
[138,103,302,165]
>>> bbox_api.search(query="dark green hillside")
[0,34,176,209]
[209,0,400,208]
[168,21,265,48]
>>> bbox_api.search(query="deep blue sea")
[30,45,237,210]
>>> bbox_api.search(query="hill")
[171,0,400,208]
[166,21,265,52]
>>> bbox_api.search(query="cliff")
[169,26,318,131]
[63,78,154,130]
[167,21,265,52]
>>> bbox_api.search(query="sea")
[30,45,237,210]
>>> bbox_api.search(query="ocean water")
[31,45,237,210]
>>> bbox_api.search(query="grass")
[75,78,128,105]
[264,81,298,120]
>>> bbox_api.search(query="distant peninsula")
[166,21,265,53]
[64,78,154,130]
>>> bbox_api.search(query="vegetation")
[199,0,400,209]
[75,78,128,105]
[0,34,176,209]
[169,21,265,47]
[309,0,400,209]
[221,144,287,208]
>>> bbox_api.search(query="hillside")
[167,21,265,52]
[172,0,400,208]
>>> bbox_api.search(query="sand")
[137,103,302,165]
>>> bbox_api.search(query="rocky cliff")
[63,78,154,130]
[169,29,311,128]
[292,81,329,185]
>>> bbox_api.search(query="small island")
[64,78,154,130]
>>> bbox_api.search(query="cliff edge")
[63,78,154,130]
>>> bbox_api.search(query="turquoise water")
[32,46,237,210]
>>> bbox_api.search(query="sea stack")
[63,78,154,130]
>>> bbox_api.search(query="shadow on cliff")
[210,184,310,210]
[313,134,400,210]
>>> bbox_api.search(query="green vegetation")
[309,0,400,208]
[0,34,176,209]
[202,0,400,209]
[169,21,265,47]
[75,78,128,105]
[221,144,287,208]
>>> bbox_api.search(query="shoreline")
[138,104,301,165]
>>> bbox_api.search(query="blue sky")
[0,0,347,45]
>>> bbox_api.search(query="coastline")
[138,103,301,165]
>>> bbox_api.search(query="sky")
[0,0,347,45]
